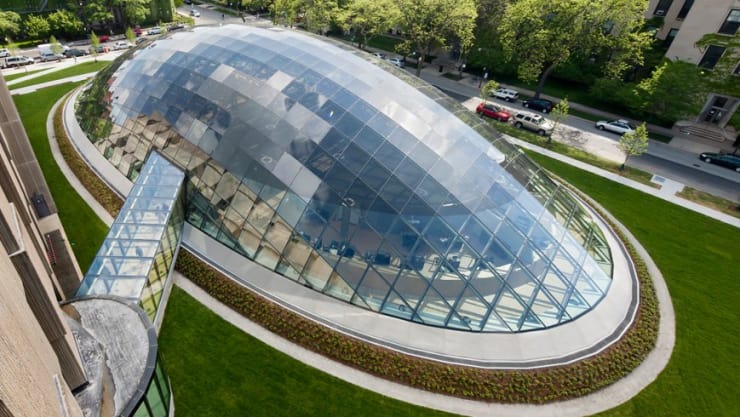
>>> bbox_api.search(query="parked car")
[38,53,64,62]
[490,87,519,102]
[595,119,636,135]
[522,98,554,113]
[89,45,108,54]
[168,23,186,31]
[98,35,110,43]
[64,48,88,57]
[372,52,386,59]
[476,102,511,122]
[0,48,9,58]
[147,26,163,35]
[190,9,201,17]
[134,27,143,37]
[513,112,554,136]
[113,41,133,50]
[386,57,404,68]
[699,152,740,172]
[4,55,34,68]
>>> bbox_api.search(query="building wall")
[0,79,85,417]
[647,0,739,62]
[667,0,739,62]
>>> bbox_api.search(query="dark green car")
[700,152,740,172]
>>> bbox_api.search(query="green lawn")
[13,82,109,271]
[159,287,457,417]
[9,61,110,90]
[525,153,739,417]
[2,69,46,82]
[13,68,740,417]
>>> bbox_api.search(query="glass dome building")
[77,25,615,333]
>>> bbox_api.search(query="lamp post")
[478,66,488,88]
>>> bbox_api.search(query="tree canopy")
[395,0,478,76]
[0,11,22,42]
[341,0,399,50]
[498,0,652,97]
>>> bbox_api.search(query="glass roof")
[77,25,613,332]
[77,152,185,300]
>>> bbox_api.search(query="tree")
[634,59,706,121]
[303,0,340,35]
[47,9,85,39]
[341,0,399,50]
[90,32,100,62]
[115,0,151,27]
[49,35,64,55]
[618,122,649,171]
[498,0,652,98]
[0,11,22,42]
[24,14,51,40]
[271,0,301,26]
[126,27,136,44]
[395,0,478,77]
[480,80,499,103]
[548,97,569,144]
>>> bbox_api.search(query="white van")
[4,56,34,68]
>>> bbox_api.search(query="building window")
[664,28,679,47]
[719,9,740,35]
[676,0,694,20]
[653,0,673,16]
[734,62,740,75]
[698,45,726,69]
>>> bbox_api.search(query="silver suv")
[513,112,554,136]
[490,87,519,102]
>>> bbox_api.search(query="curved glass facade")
[77,25,613,332]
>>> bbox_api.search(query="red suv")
[476,102,511,122]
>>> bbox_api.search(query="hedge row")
[53,98,124,217]
[55,94,659,404]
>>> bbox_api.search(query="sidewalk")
[405,58,740,188]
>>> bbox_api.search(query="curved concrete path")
[45,81,678,415]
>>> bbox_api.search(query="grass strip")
[10,61,110,90]
[2,68,46,82]
[158,287,456,417]
[13,82,109,271]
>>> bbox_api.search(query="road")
[420,71,740,202]
[5,15,738,203]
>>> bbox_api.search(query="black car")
[699,152,740,172]
[64,48,88,57]
[522,98,554,113]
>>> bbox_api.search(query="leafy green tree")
[499,0,652,98]
[90,31,100,62]
[116,0,150,27]
[0,11,22,42]
[126,26,136,44]
[47,9,85,38]
[480,80,499,103]
[271,0,301,26]
[634,59,706,121]
[303,0,340,35]
[5,37,20,57]
[548,97,569,144]
[619,122,649,171]
[84,1,115,29]
[24,15,51,40]
[49,35,64,55]
[395,0,478,77]
[341,0,398,49]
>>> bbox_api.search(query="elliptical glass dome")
[77,25,614,332]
